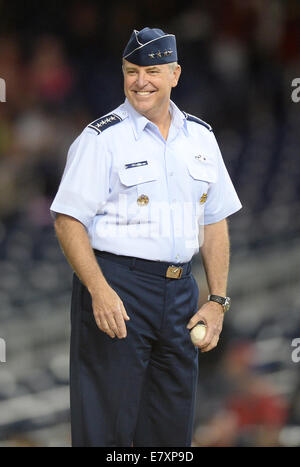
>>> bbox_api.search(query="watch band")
[208,294,226,306]
[208,294,231,312]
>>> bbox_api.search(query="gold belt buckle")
[166,265,183,279]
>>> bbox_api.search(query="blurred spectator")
[193,341,288,446]
[27,36,75,106]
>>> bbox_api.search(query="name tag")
[125,161,148,169]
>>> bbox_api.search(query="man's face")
[123,60,181,119]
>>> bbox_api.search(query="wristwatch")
[208,294,231,312]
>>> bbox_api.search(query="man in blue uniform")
[50,27,242,447]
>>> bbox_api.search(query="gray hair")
[168,62,178,72]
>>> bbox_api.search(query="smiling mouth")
[133,91,156,96]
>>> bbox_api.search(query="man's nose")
[136,72,148,88]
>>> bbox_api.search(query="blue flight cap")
[123,27,178,66]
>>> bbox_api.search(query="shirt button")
[169,171,174,176]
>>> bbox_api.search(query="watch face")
[224,297,231,312]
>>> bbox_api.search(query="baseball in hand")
[190,321,207,345]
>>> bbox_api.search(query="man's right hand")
[54,214,130,340]
[91,285,130,339]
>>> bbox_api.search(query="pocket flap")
[187,160,217,183]
[119,162,159,186]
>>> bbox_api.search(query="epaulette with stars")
[88,113,123,135]
[182,111,212,132]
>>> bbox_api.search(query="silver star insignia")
[148,53,155,59]
[156,51,162,58]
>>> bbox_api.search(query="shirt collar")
[123,98,149,139]
[123,98,188,139]
[169,99,189,136]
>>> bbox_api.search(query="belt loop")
[130,257,136,270]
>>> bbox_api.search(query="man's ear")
[172,64,181,88]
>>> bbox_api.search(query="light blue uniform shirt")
[50,99,242,263]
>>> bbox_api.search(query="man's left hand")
[187,301,224,352]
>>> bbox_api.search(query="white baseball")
[190,323,207,345]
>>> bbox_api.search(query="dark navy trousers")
[70,253,199,447]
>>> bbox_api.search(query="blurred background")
[0,0,300,447]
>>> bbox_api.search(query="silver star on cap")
[156,51,162,58]
[148,53,155,59]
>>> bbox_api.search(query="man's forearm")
[54,214,109,295]
[200,219,230,297]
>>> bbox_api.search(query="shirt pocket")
[186,159,217,203]
[118,161,160,199]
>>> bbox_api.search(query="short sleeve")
[50,129,111,228]
[203,133,242,224]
